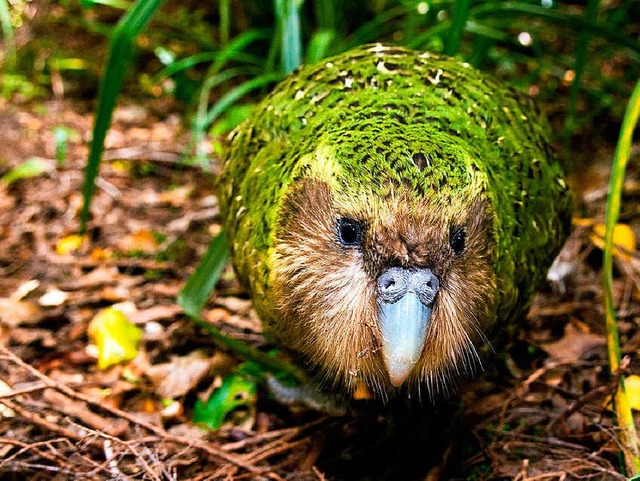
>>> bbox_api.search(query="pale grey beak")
[377,267,439,387]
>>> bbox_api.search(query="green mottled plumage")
[219,44,571,398]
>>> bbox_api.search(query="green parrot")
[218,44,571,400]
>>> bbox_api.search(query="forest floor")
[0,94,638,480]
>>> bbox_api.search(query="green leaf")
[1,158,54,186]
[193,372,257,430]
[53,127,77,166]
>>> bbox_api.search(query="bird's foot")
[266,374,348,416]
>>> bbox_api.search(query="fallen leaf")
[626,375,640,411]
[146,351,213,399]
[0,298,44,327]
[38,289,69,307]
[158,185,193,206]
[0,380,15,418]
[540,324,605,363]
[88,307,142,370]
[12,279,40,300]
[590,223,636,261]
[193,372,257,430]
[116,229,160,254]
[56,234,87,255]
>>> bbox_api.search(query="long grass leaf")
[0,0,15,69]
[274,0,303,73]
[564,0,600,136]
[346,5,408,49]
[445,0,472,56]
[472,2,640,53]
[177,233,305,381]
[203,73,282,128]
[603,79,640,476]
[80,0,164,233]
[219,0,230,46]
[178,232,229,316]
[306,29,336,63]
[154,51,263,82]
[190,72,281,164]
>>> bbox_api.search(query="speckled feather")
[219,44,571,398]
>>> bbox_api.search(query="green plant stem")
[603,78,640,476]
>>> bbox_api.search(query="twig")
[0,344,262,474]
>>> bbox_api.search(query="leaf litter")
[0,97,638,480]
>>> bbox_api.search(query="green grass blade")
[471,2,640,54]
[445,0,472,56]
[0,0,15,69]
[274,0,303,73]
[219,0,230,46]
[177,233,305,381]
[346,5,408,49]
[178,232,229,316]
[603,78,640,476]
[203,73,281,127]
[155,51,263,82]
[564,0,600,136]
[190,71,280,165]
[209,29,271,74]
[79,0,164,234]
[306,29,336,63]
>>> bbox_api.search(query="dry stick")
[0,437,70,468]
[2,397,142,478]
[0,381,48,398]
[0,344,262,474]
[2,398,92,445]
[222,418,326,451]
[65,420,163,481]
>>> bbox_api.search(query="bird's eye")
[449,226,466,255]
[337,218,363,247]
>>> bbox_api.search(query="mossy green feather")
[219,43,571,328]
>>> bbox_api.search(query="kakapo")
[218,43,571,400]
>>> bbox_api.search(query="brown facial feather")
[267,179,497,399]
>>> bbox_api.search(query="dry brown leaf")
[0,298,44,327]
[116,229,160,254]
[158,185,193,206]
[540,324,605,362]
[146,351,213,399]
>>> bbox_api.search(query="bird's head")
[268,127,498,400]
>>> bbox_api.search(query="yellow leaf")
[626,375,640,411]
[56,234,87,255]
[590,223,636,261]
[88,307,142,370]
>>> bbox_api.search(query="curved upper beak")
[377,267,439,387]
